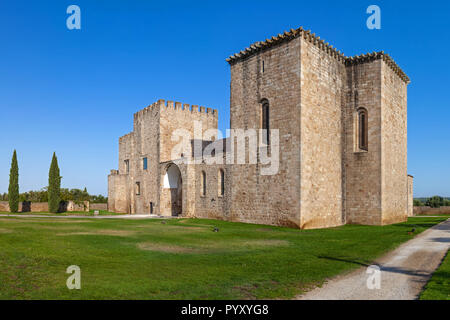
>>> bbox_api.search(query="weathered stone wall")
[0,201,49,212]
[107,130,136,214]
[65,201,89,212]
[159,100,218,163]
[108,170,128,213]
[0,201,96,213]
[192,160,228,220]
[109,99,219,215]
[229,37,302,228]
[407,175,414,217]
[344,60,383,225]
[414,206,450,215]
[90,203,108,211]
[107,27,411,230]
[299,37,345,229]
[380,61,408,224]
[132,103,161,215]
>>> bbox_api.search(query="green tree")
[425,196,444,208]
[48,152,61,213]
[413,199,424,207]
[8,150,19,213]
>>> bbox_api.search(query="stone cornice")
[346,51,410,84]
[226,27,346,64]
[226,26,410,84]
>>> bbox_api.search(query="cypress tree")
[48,152,61,213]
[8,150,19,213]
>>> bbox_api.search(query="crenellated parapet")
[345,51,410,84]
[119,131,134,141]
[158,99,218,118]
[226,26,410,85]
[226,26,346,64]
[133,99,218,122]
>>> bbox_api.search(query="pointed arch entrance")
[162,163,183,216]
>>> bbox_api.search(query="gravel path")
[297,218,450,300]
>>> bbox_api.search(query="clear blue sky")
[0,0,448,197]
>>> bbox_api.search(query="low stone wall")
[0,201,9,212]
[0,200,104,213]
[0,201,49,212]
[413,206,450,215]
[90,203,108,211]
[64,201,89,212]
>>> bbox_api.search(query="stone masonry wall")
[159,100,218,163]
[414,206,450,215]
[229,37,302,228]
[344,60,383,225]
[193,160,228,220]
[132,103,161,215]
[380,61,408,224]
[299,37,346,229]
[407,175,414,217]
[0,201,94,213]
[0,201,49,212]
[108,27,411,230]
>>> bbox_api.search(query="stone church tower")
[108,26,413,229]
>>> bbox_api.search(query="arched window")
[358,108,368,151]
[218,169,224,196]
[201,171,206,196]
[261,99,270,145]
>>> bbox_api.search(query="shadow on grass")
[318,256,432,278]
[317,256,370,267]
[429,237,450,243]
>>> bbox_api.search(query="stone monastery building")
[108,26,414,229]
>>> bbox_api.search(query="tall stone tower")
[226,27,410,228]
[108,99,218,215]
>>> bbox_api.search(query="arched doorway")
[163,164,182,216]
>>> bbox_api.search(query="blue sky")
[0,0,448,197]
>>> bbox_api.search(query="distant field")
[0,216,446,299]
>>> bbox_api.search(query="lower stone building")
[108,26,414,229]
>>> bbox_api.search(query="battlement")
[226,26,346,64]
[119,132,134,141]
[346,51,410,84]
[227,26,409,84]
[133,99,218,120]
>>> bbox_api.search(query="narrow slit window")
[143,157,148,170]
[124,159,130,174]
[136,182,140,195]
[218,169,224,196]
[358,108,368,151]
[201,171,206,196]
[261,99,270,145]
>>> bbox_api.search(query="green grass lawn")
[420,250,450,300]
[0,216,446,299]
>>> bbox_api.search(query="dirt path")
[297,219,450,300]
